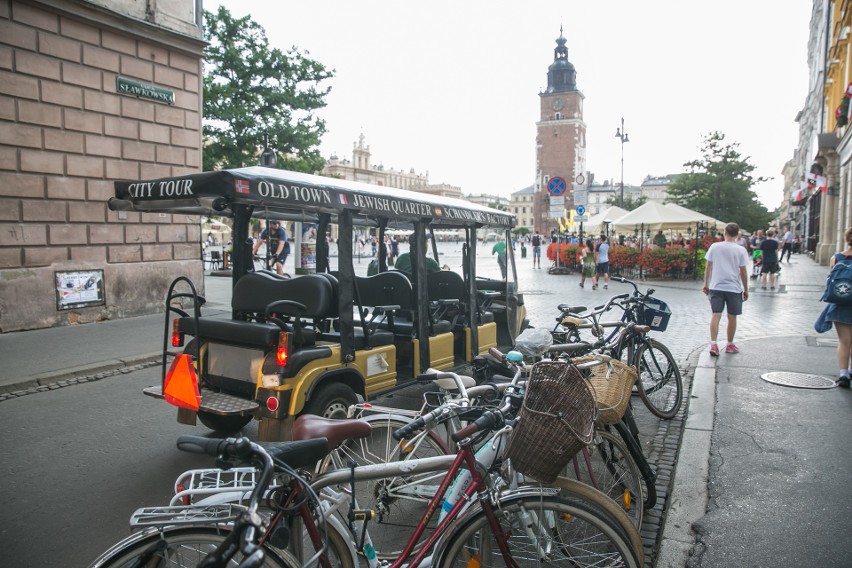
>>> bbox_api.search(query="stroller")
[750,250,762,280]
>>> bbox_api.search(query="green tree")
[604,194,646,211]
[512,227,531,236]
[666,132,773,230]
[202,7,334,172]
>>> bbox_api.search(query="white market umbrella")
[583,205,629,235]
[663,203,726,231]
[610,201,696,233]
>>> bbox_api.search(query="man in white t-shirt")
[703,222,750,356]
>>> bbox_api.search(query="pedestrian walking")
[492,236,507,279]
[592,235,610,290]
[579,238,594,288]
[816,226,852,387]
[780,227,794,262]
[703,222,750,356]
[759,229,781,290]
[531,230,542,269]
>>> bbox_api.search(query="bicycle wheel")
[436,493,641,568]
[634,338,683,419]
[287,513,357,568]
[318,414,447,559]
[570,430,644,529]
[90,526,299,568]
[612,420,657,510]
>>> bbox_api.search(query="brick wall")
[0,0,205,332]
[535,91,586,235]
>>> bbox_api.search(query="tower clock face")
[552,97,564,111]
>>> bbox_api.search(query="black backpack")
[532,235,540,246]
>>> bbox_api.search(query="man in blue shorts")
[703,222,750,356]
[531,230,542,268]
[592,235,609,290]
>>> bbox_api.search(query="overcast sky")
[215,0,811,209]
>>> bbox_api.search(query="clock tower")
[534,30,586,236]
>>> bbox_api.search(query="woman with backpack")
[819,226,852,388]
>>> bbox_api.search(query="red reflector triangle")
[163,354,201,410]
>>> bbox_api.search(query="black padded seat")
[178,318,317,348]
[383,318,452,336]
[427,271,494,327]
[320,328,394,349]
[177,273,333,349]
[233,272,333,318]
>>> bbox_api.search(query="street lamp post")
[615,117,629,208]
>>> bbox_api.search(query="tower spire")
[545,30,576,93]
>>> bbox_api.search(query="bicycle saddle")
[557,304,586,314]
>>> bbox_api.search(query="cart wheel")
[196,411,252,434]
[304,383,357,419]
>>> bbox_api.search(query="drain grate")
[760,372,836,389]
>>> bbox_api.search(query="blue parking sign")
[576,205,585,216]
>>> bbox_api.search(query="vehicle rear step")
[143,385,259,415]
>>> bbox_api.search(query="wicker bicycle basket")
[572,355,638,425]
[506,361,597,483]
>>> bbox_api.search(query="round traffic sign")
[575,174,586,185]
[576,205,586,216]
[547,176,566,196]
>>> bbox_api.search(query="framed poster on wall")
[55,270,105,311]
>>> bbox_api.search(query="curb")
[0,351,162,395]
[655,348,716,567]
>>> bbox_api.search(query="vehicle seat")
[319,271,395,349]
[358,271,452,338]
[178,273,335,348]
[427,270,494,327]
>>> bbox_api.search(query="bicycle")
[90,435,316,568]
[142,371,643,567]
[545,322,660,512]
[327,356,645,532]
[550,277,683,419]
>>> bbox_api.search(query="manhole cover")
[760,372,836,389]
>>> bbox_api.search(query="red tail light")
[171,319,184,348]
[276,332,289,366]
[266,396,279,412]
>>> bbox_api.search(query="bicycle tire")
[318,414,447,559]
[571,429,644,529]
[634,338,683,419]
[549,477,644,565]
[435,493,641,568]
[89,526,300,568]
[287,513,357,568]
[612,421,657,510]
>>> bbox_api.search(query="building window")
[522,207,526,213]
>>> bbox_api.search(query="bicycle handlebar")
[451,403,511,443]
[392,405,447,441]
[610,276,655,299]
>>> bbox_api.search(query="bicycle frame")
[310,444,517,568]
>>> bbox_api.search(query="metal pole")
[616,117,628,208]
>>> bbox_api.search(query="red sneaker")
[725,344,740,354]
[709,344,719,357]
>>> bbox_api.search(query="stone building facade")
[534,32,586,236]
[322,134,430,189]
[0,0,204,331]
